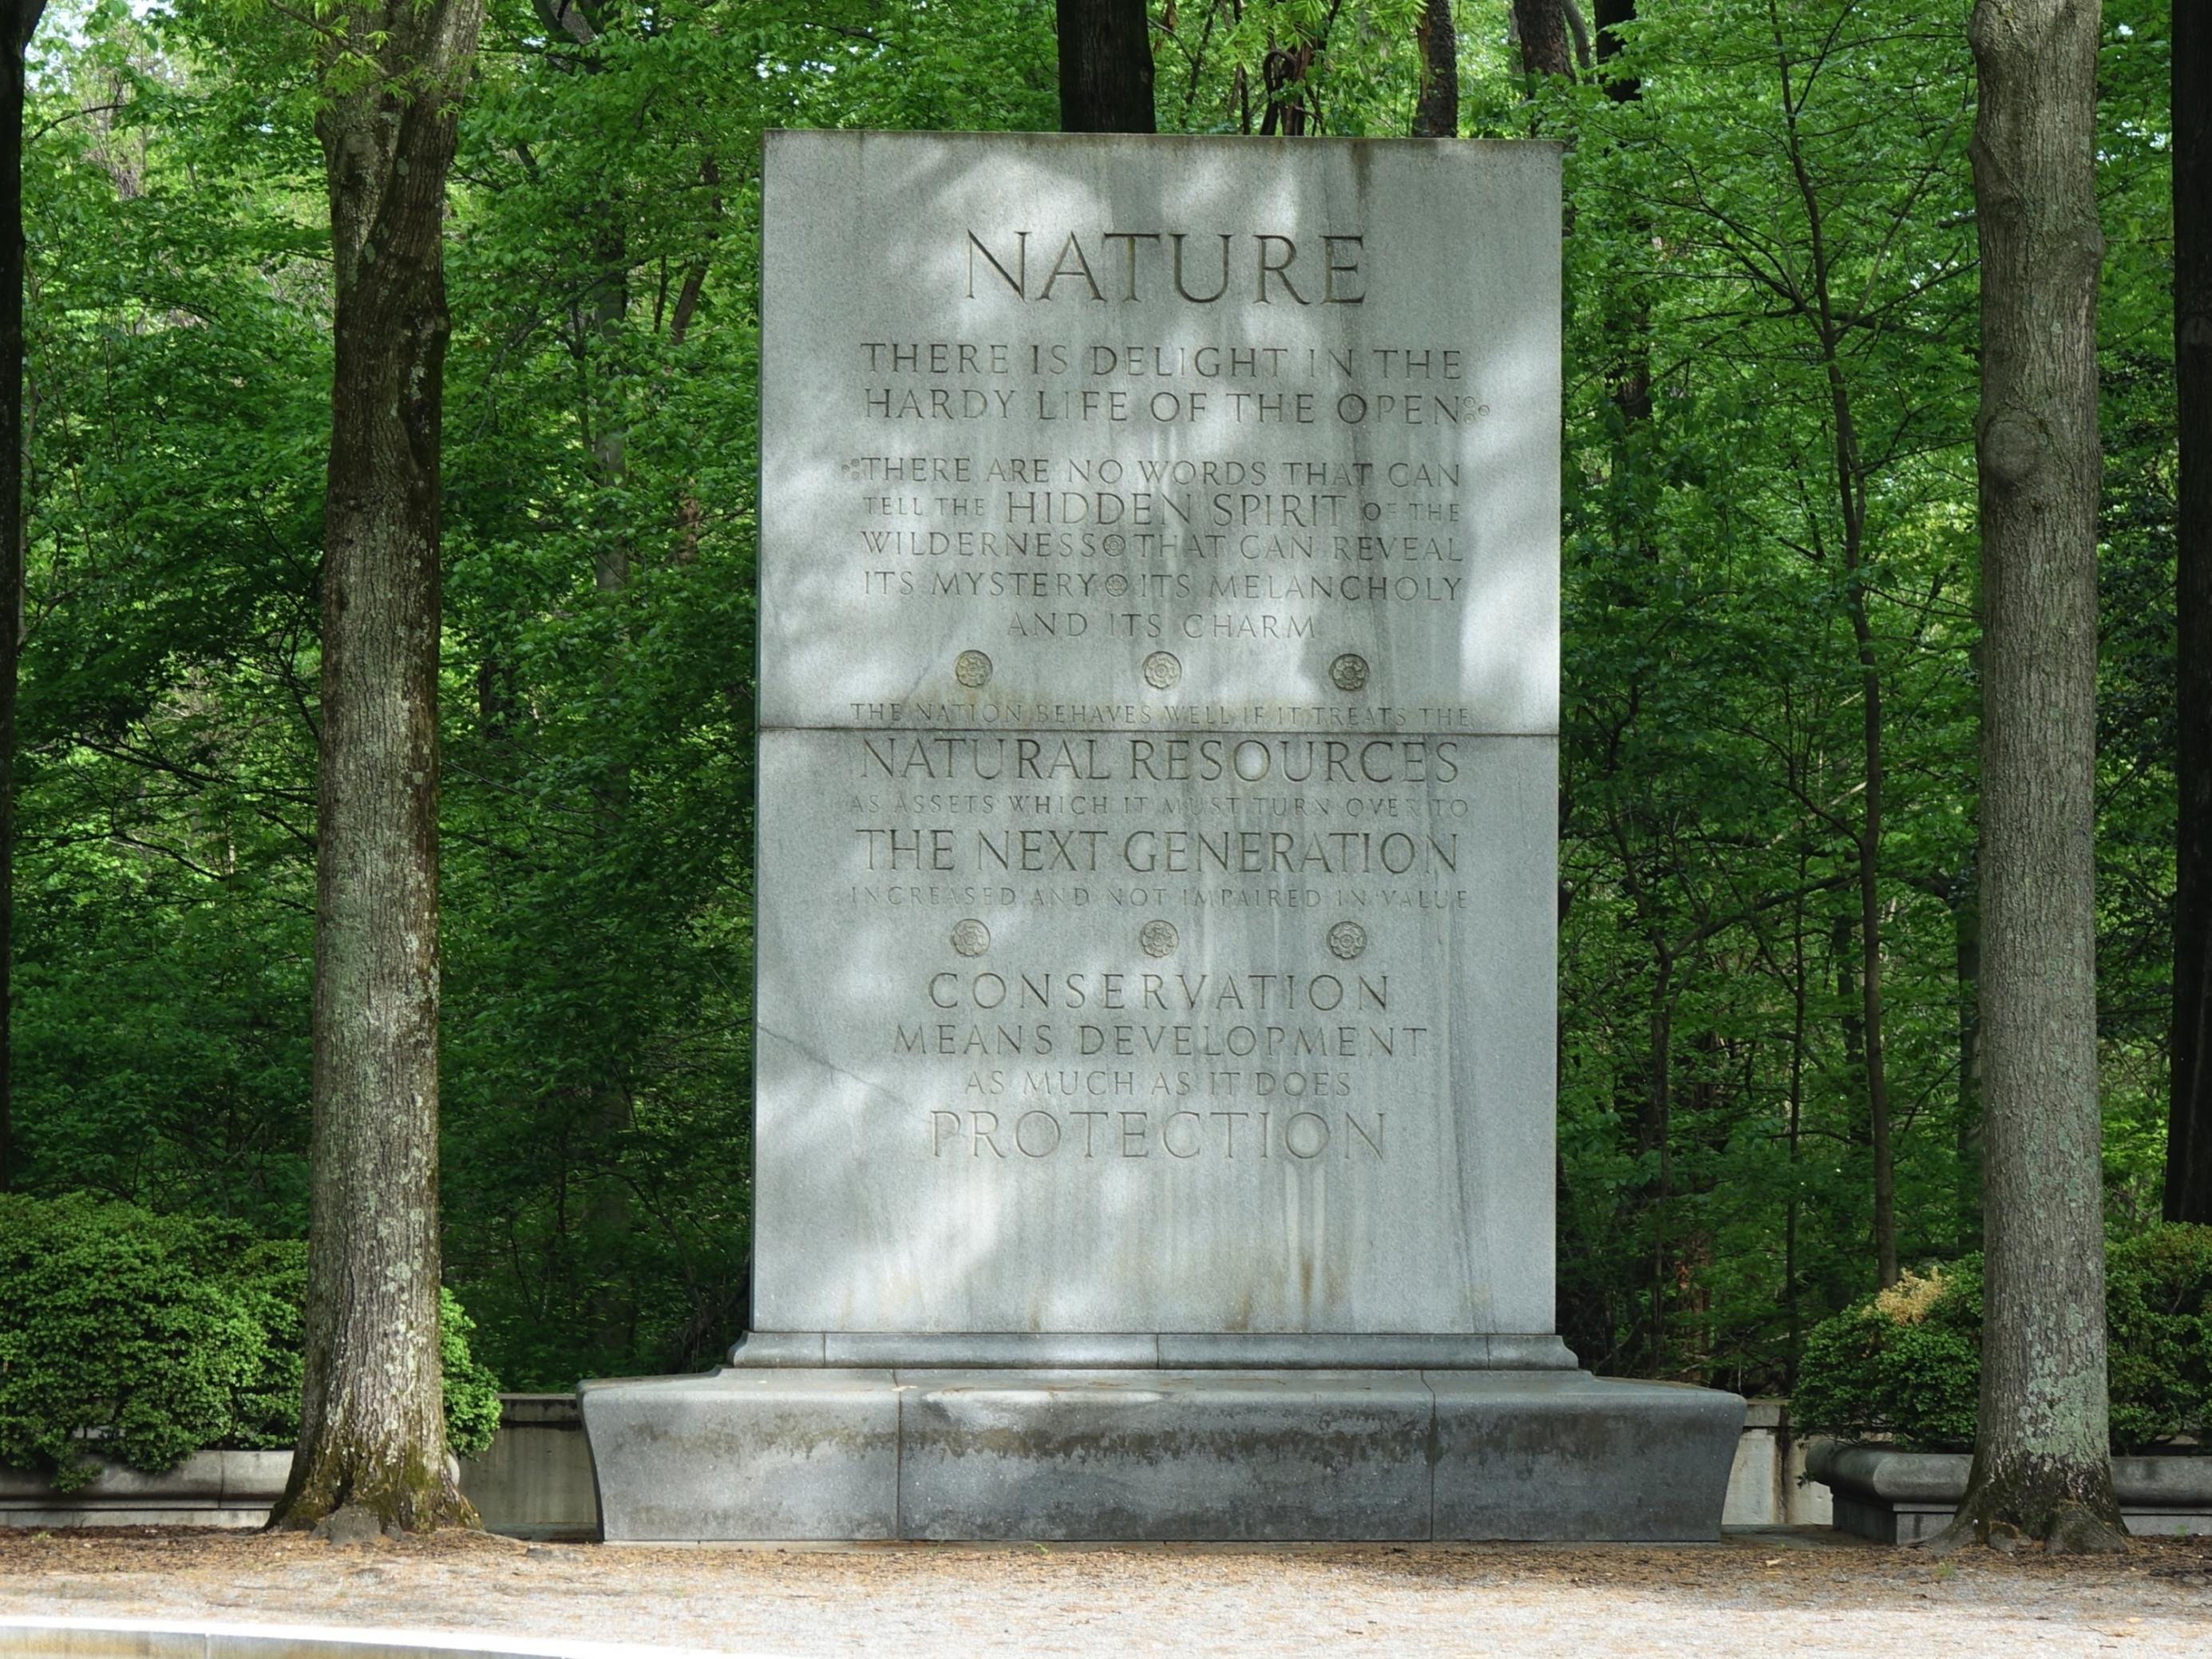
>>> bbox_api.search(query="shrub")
[1791,1263,1983,1451]
[0,1194,269,1487]
[0,1194,502,1484]
[439,1289,504,1459]
[2107,1224,2212,1453]
[1794,1223,2212,1453]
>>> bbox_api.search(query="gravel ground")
[2,1527,2210,1657]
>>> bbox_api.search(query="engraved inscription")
[823,726,1486,1172]
[757,135,1559,1335]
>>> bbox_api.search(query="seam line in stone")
[892,1367,906,1542]
[1420,1368,1440,1542]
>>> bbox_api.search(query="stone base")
[0,1450,290,1530]
[578,1368,1743,1542]
[1808,1444,2212,1545]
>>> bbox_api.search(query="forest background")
[8,0,2182,1395]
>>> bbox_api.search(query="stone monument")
[580,130,1743,1540]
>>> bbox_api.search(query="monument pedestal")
[580,1355,1744,1542]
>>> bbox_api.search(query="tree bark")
[2170,0,2212,1225]
[1952,866,1984,1245]
[272,0,487,1534]
[1593,0,1639,99]
[1058,0,1155,133]
[1939,0,2123,1555]
[1514,0,1576,78]
[0,0,46,1194]
[1766,0,1901,1288]
[1411,0,1457,138]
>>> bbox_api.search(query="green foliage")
[1791,1264,1984,1451]
[0,1196,502,1483]
[1796,1228,2212,1453]
[12,0,2183,1400]
[2107,1226,2212,1455]
[0,1194,269,1487]
[437,1289,505,1459]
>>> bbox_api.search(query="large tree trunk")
[2170,0,2212,1225]
[272,0,487,1534]
[1057,0,1155,133]
[1952,866,1984,1245]
[1941,0,2122,1555]
[1593,0,1639,98]
[1513,0,1576,78]
[1411,0,1457,138]
[0,0,46,1194]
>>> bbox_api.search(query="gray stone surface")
[750,130,1562,1349]
[826,1332,1163,1368]
[754,726,1557,1337]
[0,1450,289,1530]
[1807,1444,2212,1544]
[583,131,1740,1544]
[584,1368,1740,1542]
[758,131,1561,735]
[1154,1332,1572,1368]
[459,1395,600,1542]
[579,1371,898,1541]
[1429,1372,1744,1541]
[898,1369,1432,1541]
[735,1332,1575,1368]
[1719,1398,1830,1527]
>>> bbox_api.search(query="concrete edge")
[584,1367,1744,1542]
[1810,1445,2212,1511]
[0,1619,758,1659]
[721,1333,1581,1370]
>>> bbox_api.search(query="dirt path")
[2,1528,2208,1657]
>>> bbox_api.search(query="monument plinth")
[580,130,1743,1541]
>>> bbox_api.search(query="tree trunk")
[1593,0,1639,98]
[1411,0,1457,138]
[2170,0,2212,1225]
[1939,0,2122,1555]
[0,0,46,1194]
[1767,2,1900,1288]
[1783,873,1809,1384]
[272,0,487,1534]
[1058,0,1155,133]
[1640,958,1673,1372]
[1953,866,1984,1245]
[1514,0,1576,78]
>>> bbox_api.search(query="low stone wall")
[461,1396,599,1541]
[1809,1443,2212,1544]
[0,1451,289,1530]
[1721,1399,1830,1527]
[0,1399,599,1537]
[6,1392,1824,1535]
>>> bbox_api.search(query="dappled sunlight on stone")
[584,130,1739,1543]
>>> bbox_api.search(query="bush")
[2107,1224,2212,1453]
[438,1289,504,1459]
[0,1194,270,1487]
[0,1194,502,1485]
[1791,1262,1984,1451]
[1793,1223,2212,1453]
